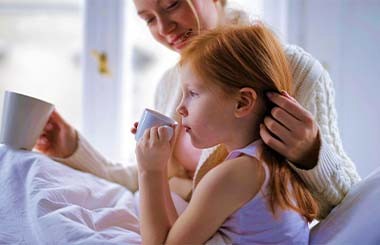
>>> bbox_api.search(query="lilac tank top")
[218,140,309,244]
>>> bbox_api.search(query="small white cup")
[0,91,54,150]
[135,108,176,141]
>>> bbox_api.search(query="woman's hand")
[130,121,138,135]
[260,91,320,169]
[135,126,175,173]
[34,110,78,158]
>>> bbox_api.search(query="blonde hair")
[180,23,319,221]
[185,0,201,33]
[185,0,229,34]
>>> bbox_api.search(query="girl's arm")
[136,125,263,244]
[165,156,263,244]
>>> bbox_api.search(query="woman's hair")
[185,0,201,33]
[185,0,230,33]
[179,23,319,221]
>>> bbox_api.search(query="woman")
[36,0,360,220]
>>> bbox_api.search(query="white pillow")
[310,167,380,244]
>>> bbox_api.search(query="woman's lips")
[171,29,193,49]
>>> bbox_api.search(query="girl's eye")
[189,90,198,97]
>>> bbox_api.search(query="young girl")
[37,0,359,222]
[136,23,318,244]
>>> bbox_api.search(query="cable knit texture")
[58,13,360,219]
[54,134,139,192]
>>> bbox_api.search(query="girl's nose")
[176,103,187,117]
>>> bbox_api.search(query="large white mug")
[0,91,54,150]
[135,108,176,141]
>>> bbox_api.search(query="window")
[120,0,264,164]
[121,2,179,164]
[0,0,83,129]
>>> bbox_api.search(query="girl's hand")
[135,125,175,173]
[260,91,320,169]
[34,110,78,158]
[130,121,139,135]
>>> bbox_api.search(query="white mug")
[135,108,176,141]
[0,91,54,150]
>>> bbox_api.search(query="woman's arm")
[55,133,139,192]
[261,45,361,218]
[35,110,139,192]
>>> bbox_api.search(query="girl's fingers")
[150,127,159,142]
[259,123,287,155]
[142,128,150,141]
[267,92,310,122]
[158,126,169,140]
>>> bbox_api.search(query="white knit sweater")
[57,10,360,219]
[58,44,360,219]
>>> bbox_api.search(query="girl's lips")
[183,125,191,133]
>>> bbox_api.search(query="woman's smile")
[169,29,193,50]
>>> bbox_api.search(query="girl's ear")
[234,87,257,118]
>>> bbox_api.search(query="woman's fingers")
[34,135,51,152]
[259,124,287,154]
[270,107,300,132]
[263,116,291,142]
[131,122,139,134]
[45,122,54,131]
[265,92,320,168]
[50,110,65,124]
[267,92,311,122]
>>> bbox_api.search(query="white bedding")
[0,146,143,244]
[2,144,378,244]
[310,166,380,244]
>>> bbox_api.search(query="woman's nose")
[158,17,176,35]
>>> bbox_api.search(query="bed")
[0,145,379,244]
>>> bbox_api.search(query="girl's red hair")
[180,23,318,221]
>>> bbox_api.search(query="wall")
[287,0,380,177]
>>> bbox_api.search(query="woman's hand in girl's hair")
[261,91,320,170]
[135,125,176,173]
[130,121,139,135]
[34,110,78,158]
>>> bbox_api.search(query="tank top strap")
[224,139,270,191]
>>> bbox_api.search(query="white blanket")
[2,144,378,244]
[0,146,143,244]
